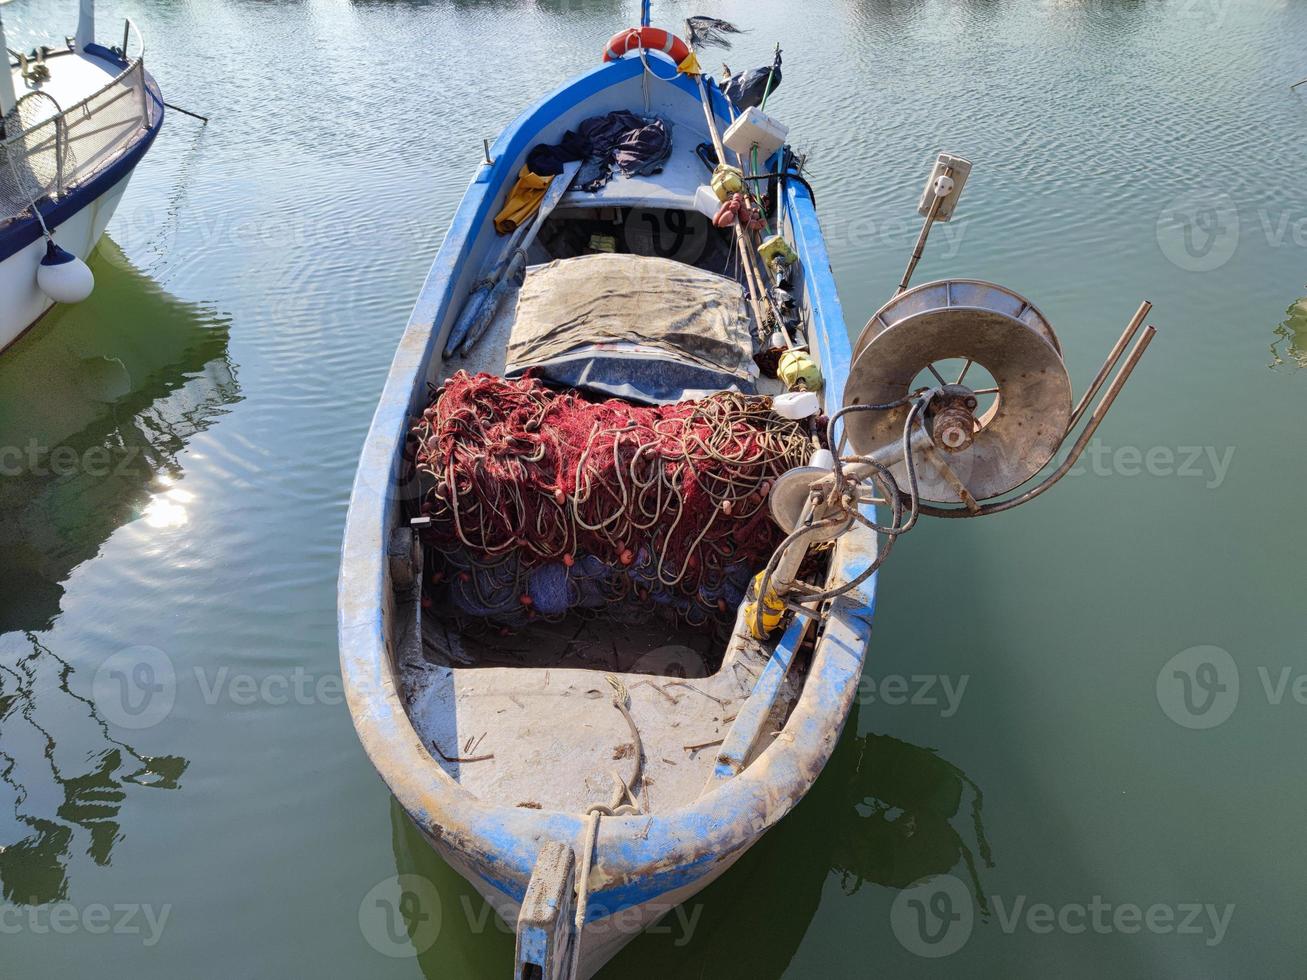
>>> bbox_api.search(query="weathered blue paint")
[517,928,548,974]
[783,162,883,598]
[783,168,853,411]
[337,54,879,973]
[708,615,810,784]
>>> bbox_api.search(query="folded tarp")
[505,253,758,403]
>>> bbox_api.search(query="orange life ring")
[602,27,691,67]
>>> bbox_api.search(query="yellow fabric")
[710,164,744,202]
[494,166,554,235]
[744,572,786,639]
[677,51,702,76]
[778,349,824,391]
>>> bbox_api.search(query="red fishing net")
[410,372,811,624]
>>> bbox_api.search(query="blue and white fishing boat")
[339,10,1154,978]
[0,0,164,353]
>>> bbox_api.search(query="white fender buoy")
[36,241,95,303]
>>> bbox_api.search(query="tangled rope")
[410,371,812,626]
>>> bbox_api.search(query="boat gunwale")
[337,54,877,913]
[0,43,164,262]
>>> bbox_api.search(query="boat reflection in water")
[386,707,992,978]
[1270,297,1307,369]
[830,732,992,908]
[0,237,240,633]
[0,238,239,904]
[0,633,187,905]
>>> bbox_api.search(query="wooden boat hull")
[413,814,756,977]
[339,52,878,976]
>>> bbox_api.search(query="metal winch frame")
[752,153,1158,634]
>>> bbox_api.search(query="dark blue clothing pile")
[575,111,673,191]
[522,112,673,191]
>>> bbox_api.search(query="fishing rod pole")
[685,18,772,352]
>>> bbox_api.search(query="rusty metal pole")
[896,174,948,295]
[1067,300,1151,432]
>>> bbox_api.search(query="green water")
[1,0,1304,976]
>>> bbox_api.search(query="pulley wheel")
[843,281,1073,504]
[768,466,829,534]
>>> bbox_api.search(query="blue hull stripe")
[0,53,164,263]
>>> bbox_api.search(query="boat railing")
[0,19,153,226]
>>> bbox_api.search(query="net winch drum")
[842,279,1074,505]
[750,150,1157,633]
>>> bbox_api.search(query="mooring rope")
[569,674,645,978]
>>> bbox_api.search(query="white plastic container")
[723,106,789,162]
[772,389,820,420]
[916,152,972,222]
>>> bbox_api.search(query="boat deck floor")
[423,600,719,672]
[396,587,801,815]
[557,132,713,214]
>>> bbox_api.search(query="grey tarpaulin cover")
[504,253,759,404]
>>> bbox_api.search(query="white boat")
[0,0,164,353]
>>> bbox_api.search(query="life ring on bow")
[602,27,692,68]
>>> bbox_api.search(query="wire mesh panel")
[62,60,148,187]
[0,58,150,226]
[0,92,71,221]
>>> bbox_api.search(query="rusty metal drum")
[843,279,1074,504]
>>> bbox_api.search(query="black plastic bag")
[722,53,782,111]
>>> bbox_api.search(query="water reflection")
[0,238,232,903]
[833,732,992,911]
[533,0,621,15]
[1270,296,1307,369]
[387,712,992,977]
[0,633,187,905]
[0,237,241,633]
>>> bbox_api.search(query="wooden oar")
[443,160,581,359]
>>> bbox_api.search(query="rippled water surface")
[2,0,1305,976]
